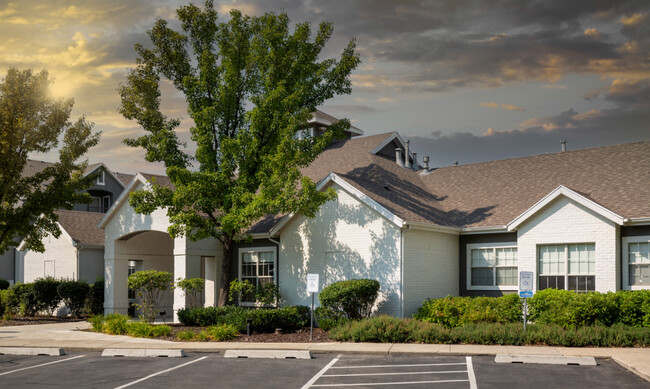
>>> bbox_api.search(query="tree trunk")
[217,237,233,306]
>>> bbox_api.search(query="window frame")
[237,246,277,306]
[622,236,650,291]
[466,242,518,291]
[537,243,596,293]
[97,170,105,186]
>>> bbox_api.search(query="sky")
[1,0,649,175]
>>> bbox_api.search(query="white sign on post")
[307,273,319,293]
[519,271,533,298]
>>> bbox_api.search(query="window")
[44,260,55,278]
[102,195,111,213]
[467,243,517,290]
[623,237,650,290]
[238,247,277,305]
[538,244,595,292]
[127,260,142,300]
[97,170,105,185]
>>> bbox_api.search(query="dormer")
[370,132,420,170]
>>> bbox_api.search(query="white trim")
[405,222,461,235]
[269,173,405,236]
[537,243,596,292]
[84,162,126,189]
[308,116,363,136]
[461,226,509,234]
[98,173,150,229]
[96,170,105,186]
[466,242,518,291]
[370,132,403,155]
[237,246,278,307]
[626,218,650,226]
[622,236,650,291]
[507,185,625,231]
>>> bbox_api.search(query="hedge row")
[415,290,650,328]
[89,314,171,338]
[0,278,104,318]
[177,305,310,333]
[329,315,650,347]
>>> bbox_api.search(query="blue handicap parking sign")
[519,290,533,298]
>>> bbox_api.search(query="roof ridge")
[436,139,650,169]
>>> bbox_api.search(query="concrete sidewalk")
[1,321,648,381]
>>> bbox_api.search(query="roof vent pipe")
[404,140,411,169]
[422,156,430,170]
[395,148,405,167]
[561,139,566,152]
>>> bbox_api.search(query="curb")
[612,357,650,382]
[0,347,65,356]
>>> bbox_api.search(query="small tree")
[87,278,104,315]
[33,277,61,316]
[175,278,205,309]
[319,279,380,320]
[228,279,282,307]
[127,270,173,323]
[57,279,90,318]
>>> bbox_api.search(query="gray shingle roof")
[56,210,105,246]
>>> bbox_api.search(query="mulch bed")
[0,316,86,327]
[160,324,331,342]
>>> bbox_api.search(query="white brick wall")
[403,229,458,317]
[279,184,402,316]
[516,196,619,292]
[22,231,76,282]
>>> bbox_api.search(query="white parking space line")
[301,354,341,389]
[330,362,467,369]
[323,370,468,377]
[466,356,478,389]
[113,356,208,389]
[0,355,86,377]
[311,379,470,387]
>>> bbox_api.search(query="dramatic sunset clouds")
[1,0,649,172]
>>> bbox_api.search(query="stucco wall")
[403,228,459,316]
[279,184,402,316]
[517,196,619,292]
[23,231,77,282]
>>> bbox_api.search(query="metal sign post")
[518,271,534,332]
[307,274,319,341]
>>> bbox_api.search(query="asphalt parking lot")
[0,352,647,389]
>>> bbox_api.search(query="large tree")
[119,1,360,306]
[0,68,101,254]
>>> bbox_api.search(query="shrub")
[57,280,90,318]
[176,278,205,309]
[200,324,238,341]
[314,307,348,331]
[12,283,40,316]
[127,270,173,323]
[177,305,310,333]
[319,279,380,320]
[0,278,9,290]
[33,277,61,316]
[228,279,283,307]
[103,313,129,335]
[88,315,105,332]
[126,322,171,338]
[177,329,195,341]
[0,289,19,317]
[87,279,104,315]
[328,316,650,347]
[414,294,522,328]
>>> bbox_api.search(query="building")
[99,120,650,321]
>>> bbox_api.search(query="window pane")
[539,245,564,275]
[630,264,650,286]
[471,249,493,267]
[568,243,595,275]
[259,251,274,263]
[471,267,494,286]
[629,242,650,264]
[539,275,564,290]
[568,275,595,293]
[496,248,517,266]
[496,267,517,285]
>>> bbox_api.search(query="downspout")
[73,241,80,281]
[400,226,405,319]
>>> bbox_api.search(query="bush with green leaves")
[176,278,205,309]
[528,289,650,328]
[33,277,61,316]
[177,305,310,333]
[12,283,40,316]
[199,324,238,341]
[414,294,522,328]
[0,278,9,290]
[0,289,19,317]
[57,279,90,318]
[314,307,348,331]
[127,270,173,323]
[328,316,650,347]
[102,313,130,335]
[87,279,104,315]
[127,322,171,338]
[319,279,380,320]
[88,315,105,332]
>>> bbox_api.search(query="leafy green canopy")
[119,1,360,305]
[0,68,101,254]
